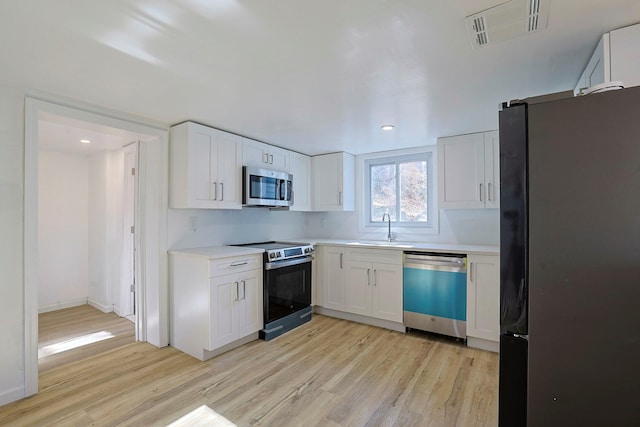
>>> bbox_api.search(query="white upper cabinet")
[438,130,499,209]
[575,22,640,94]
[610,23,640,89]
[289,151,312,211]
[311,152,355,211]
[242,137,289,171]
[170,122,242,209]
[574,35,610,94]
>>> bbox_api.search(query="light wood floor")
[0,306,498,426]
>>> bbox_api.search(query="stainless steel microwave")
[243,166,293,207]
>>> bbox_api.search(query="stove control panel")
[265,243,314,262]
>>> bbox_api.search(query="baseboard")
[467,336,500,353]
[314,306,406,333]
[39,298,88,314]
[88,299,114,313]
[0,385,25,406]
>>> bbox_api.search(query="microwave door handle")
[280,180,286,201]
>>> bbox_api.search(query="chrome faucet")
[382,213,394,242]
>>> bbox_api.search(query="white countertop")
[301,238,499,255]
[168,246,265,259]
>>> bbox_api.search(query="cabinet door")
[209,275,237,350]
[610,24,640,89]
[268,146,289,171]
[371,262,403,322]
[483,131,500,209]
[289,152,311,211]
[236,271,263,337]
[345,260,372,316]
[322,247,346,311]
[216,131,242,209]
[191,129,216,204]
[438,133,485,209]
[584,34,609,89]
[467,254,500,342]
[242,138,267,168]
[311,152,355,211]
[312,153,342,210]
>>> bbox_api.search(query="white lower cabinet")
[317,245,346,311]
[316,245,403,327]
[345,259,403,322]
[170,252,263,360]
[466,254,500,350]
[209,270,261,350]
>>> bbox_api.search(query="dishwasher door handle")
[405,260,464,269]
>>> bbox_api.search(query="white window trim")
[356,146,439,237]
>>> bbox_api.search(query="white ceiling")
[2,1,639,156]
[38,112,138,155]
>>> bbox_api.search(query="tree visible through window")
[369,156,429,224]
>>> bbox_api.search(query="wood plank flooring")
[0,306,498,426]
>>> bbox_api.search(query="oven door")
[264,256,312,324]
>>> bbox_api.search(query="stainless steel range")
[232,241,314,340]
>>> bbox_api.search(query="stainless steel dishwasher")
[403,252,467,339]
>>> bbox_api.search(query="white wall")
[168,208,308,249]
[0,87,26,405]
[87,151,124,312]
[38,151,89,312]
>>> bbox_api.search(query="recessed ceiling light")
[80,139,91,144]
[381,125,395,131]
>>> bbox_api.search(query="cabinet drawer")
[346,248,402,264]
[209,255,262,277]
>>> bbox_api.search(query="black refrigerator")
[499,86,640,426]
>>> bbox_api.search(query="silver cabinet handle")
[269,154,274,164]
[479,183,483,202]
[339,191,343,205]
[220,182,224,201]
[242,280,246,300]
[374,269,377,286]
[234,281,239,301]
[367,268,371,285]
[488,182,492,201]
[470,263,474,282]
[230,261,248,267]
[263,152,269,164]
[340,253,343,269]
[212,181,217,200]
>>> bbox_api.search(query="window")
[364,151,435,230]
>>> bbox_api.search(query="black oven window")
[265,263,311,323]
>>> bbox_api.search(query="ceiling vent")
[465,0,550,49]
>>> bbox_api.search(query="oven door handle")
[265,256,313,270]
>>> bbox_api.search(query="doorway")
[37,114,139,317]
[24,97,169,397]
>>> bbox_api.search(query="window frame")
[361,148,438,234]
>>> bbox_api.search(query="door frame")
[121,142,138,320]
[24,97,169,396]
